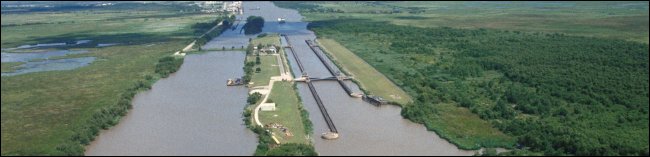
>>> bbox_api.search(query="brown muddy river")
[86,1,475,156]
[84,52,257,155]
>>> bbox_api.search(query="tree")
[243,16,265,35]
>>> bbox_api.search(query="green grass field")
[1,43,187,155]
[1,3,220,155]
[248,34,283,87]
[317,38,412,105]
[258,82,309,144]
[250,33,281,46]
[424,103,516,150]
[0,62,24,73]
[277,1,649,43]
[1,10,213,48]
[245,34,314,154]
[249,55,280,87]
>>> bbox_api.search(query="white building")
[260,103,276,111]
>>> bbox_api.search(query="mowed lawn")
[248,34,282,87]
[258,82,309,144]
[249,55,280,87]
[250,33,281,46]
[318,38,412,105]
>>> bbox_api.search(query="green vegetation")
[1,2,224,155]
[246,34,282,86]
[265,143,317,156]
[275,1,649,43]
[242,34,316,156]
[250,33,281,46]
[154,56,184,78]
[57,54,183,155]
[249,56,280,86]
[0,62,24,73]
[295,83,313,135]
[248,92,263,106]
[309,19,648,155]
[1,10,215,48]
[195,15,236,49]
[2,43,189,155]
[243,16,265,35]
[246,125,316,156]
[317,38,412,105]
[259,82,309,144]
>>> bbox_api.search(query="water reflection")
[1,57,95,76]
[1,50,93,76]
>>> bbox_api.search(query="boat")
[321,132,339,140]
[227,78,244,86]
[277,17,286,23]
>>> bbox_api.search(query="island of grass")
[242,34,317,156]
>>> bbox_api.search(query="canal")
[247,1,475,156]
[87,1,475,155]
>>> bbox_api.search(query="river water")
[246,1,475,156]
[84,52,257,155]
[86,1,474,156]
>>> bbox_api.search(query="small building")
[261,46,277,54]
[260,103,276,111]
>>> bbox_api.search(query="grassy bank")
[259,82,309,144]
[1,43,187,155]
[317,38,412,105]
[1,3,223,155]
[0,62,25,73]
[246,34,282,87]
[249,56,280,87]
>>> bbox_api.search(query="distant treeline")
[2,2,198,14]
[309,19,649,156]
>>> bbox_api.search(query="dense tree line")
[243,16,264,35]
[155,56,184,78]
[195,15,235,48]
[309,19,649,156]
[56,55,185,155]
